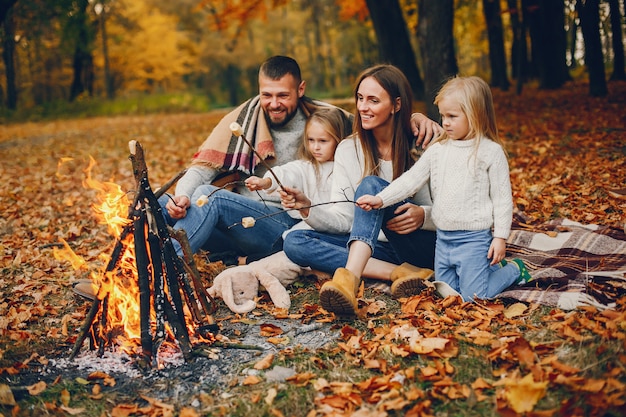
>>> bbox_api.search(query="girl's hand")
[385,203,424,234]
[355,195,383,211]
[166,195,190,219]
[488,238,507,265]
[279,186,311,216]
[245,176,270,191]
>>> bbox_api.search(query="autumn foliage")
[0,80,624,415]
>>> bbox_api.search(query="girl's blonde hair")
[433,76,506,153]
[353,64,415,180]
[298,107,352,178]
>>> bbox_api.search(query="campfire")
[56,141,218,368]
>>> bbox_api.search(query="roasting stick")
[229,122,286,193]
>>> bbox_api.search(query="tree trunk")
[482,0,509,90]
[1,7,17,109]
[417,0,457,120]
[69,0,93,101]
[507,0,528,94]
[0,0,17,23]
[365,0,425,99]
[608,0,625,80]
[99,2,114,99]
[531,0,569,89]
[577,0,608,96]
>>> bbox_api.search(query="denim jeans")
[159,184,299,257]
[283,176,436,273]
[435,229,520,301]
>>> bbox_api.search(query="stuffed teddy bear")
[207,251,305,314]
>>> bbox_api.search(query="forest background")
[0,0,625,122]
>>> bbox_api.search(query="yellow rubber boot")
[319,268,359,316]
[390,263,434,299]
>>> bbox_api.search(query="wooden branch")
[148,232,166,359]
[154,168,187,199]
[134,210,153,361]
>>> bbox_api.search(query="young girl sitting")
[357,76,531,302]
[245,107,351,234]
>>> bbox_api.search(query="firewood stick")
[96,295,109,357]
[154,168,187,199]
[229,122,286,192]
[169,227,218,318]
[70,299,102,360]
[147,232,166,357]
[134,210,153,361]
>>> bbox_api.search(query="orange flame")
[56,157,144,354]
[59,156,204,358]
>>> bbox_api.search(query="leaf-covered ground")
[0,80,625,416]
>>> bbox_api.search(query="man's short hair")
[260,56,302,84]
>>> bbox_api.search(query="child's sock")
[510,258,532,284]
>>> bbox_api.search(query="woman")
[281,64,439,316]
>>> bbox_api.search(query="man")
[163,56,353,263]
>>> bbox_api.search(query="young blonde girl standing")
[357,76,530,302]
[245,107,351,234]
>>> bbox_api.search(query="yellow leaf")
[60,406,86,415]
[409,337,449,354]
[27,381,47,395]
[0,383,16,406]
[265,387,277,405]
[503,302,527,318]
[504,373,548,413]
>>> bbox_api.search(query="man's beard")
[266,107,298,128]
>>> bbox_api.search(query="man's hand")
[410,113,443,148]
[385,203,425,234]
[166,195,191,219]
[488,237,507,265]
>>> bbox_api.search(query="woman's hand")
[385,202,425,234]
[356,195,383,211]
[166,195,190,219]
[488,237,507,265]
[410,113,443,148]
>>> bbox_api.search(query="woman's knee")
[355,176,388,198]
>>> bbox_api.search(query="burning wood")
[69,141,218,367]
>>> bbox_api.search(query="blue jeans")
[283,176,436,273]
[159,184,299,257]
[435,229,520,301]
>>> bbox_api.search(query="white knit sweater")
[376,137,513,239]
[303,136,435,238]
[262,160,334,221]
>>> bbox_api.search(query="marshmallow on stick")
[229,122,286,192]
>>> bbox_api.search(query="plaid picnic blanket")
[365,211,625,310]
[496,211,626,310]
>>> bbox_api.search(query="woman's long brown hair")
[352,64,415,180]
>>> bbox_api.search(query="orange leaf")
[254,353,274,370]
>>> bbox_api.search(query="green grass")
[0,91,216,124]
